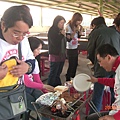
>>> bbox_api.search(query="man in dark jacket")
[87,16,120,114]
[109,13,120,33]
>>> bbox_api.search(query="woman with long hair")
[47,15,66,87]
[66,12,83,81]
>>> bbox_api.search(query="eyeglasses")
[12,31,30,38]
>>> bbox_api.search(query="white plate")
[73,73,91,92]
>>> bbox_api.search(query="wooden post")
[99,0,103,16]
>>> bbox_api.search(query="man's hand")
[10,59,29,77]
[87,76,98,83]
[0,64,8,79]
[99,115,115,120]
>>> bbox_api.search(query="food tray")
[32,99,85,120]
[32,90,93,120]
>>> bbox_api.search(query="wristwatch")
[27,62,32,74]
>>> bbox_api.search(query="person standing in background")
[87,16,120,114]
[66,12,83,81]
[88,17,116,106]
[47,15,66,87]
[112,13,120,33]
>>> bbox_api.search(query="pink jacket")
[24,74,47,93]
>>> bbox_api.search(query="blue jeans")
[89,72,115,114]
[89,82,104,114]
[48,62,64,87]
[26,87,43,110]
[25,87,51,120]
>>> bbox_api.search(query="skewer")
[88,101,101,117]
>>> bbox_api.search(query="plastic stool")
[75,110,80,120]
[40,56,49,76]
[82,51,87,55]
[85,87,111,115]
[101,89,111,111]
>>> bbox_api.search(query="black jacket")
[87,24,120,77]
[48,16,66,56]
[48,27,65,55]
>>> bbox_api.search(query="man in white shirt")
[0,5,35,120]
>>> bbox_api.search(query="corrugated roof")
[1,0,120,18]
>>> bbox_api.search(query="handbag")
[0,85,27,120]
[0,43,27,120]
